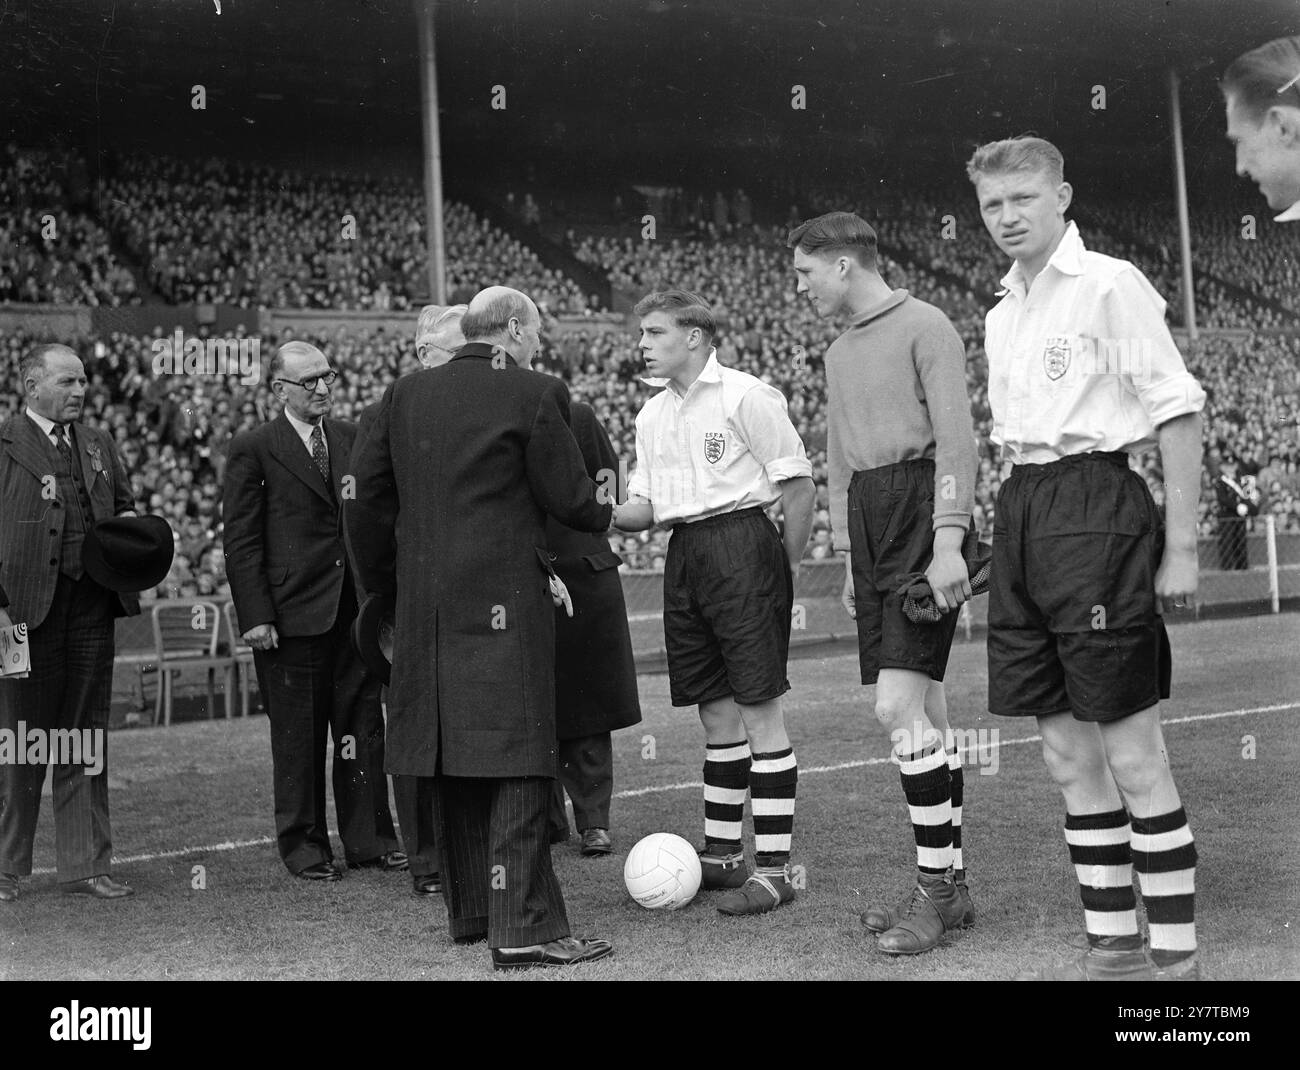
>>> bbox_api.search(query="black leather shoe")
[61,875,134,900]
[296,862,342,882]
[349,850,409,872]
[412,872,442,896]
[491,936,614,971]
[0,873,18,902]
[579,828,613,856]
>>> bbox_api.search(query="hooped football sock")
[898,743,953,876]
[749,747,797,868]
[1131,806,1198,966]
[703,740,750,853]
[1064,808,1140,947]
[947,746,965,875]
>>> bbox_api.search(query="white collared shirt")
[284,408,326,458]
[628,350,812,525]
[984,221,1206,465]
[25,406,64,444]
[1275,200,1300,223]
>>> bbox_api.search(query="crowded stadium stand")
[2,149,1298,669]
[0,146,142,306]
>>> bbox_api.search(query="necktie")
[51,425,74,473]
[310,424,331,485]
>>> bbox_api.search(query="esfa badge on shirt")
[704,431,726,465]
[1043,336,1071,381]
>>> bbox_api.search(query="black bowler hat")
[81,515,175,593]
[352,592,396,684]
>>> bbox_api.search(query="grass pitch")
[2,613,1297,981]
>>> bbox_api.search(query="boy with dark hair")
[614,289,815,915]
[790,212,980,955]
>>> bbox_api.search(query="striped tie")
[51,425,74,472]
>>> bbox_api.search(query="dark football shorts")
[987,450,1173,723]
[663,506,793,708]
[847,458,961,685]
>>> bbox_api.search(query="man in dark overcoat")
[351,303,468,897]
[545,400,642,855]
[345,286,615,970]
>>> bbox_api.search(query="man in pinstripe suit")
[0,344,140,902]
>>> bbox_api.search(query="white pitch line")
[614,702,1299,798]
[32,836,276,876]
[30,701,1296,874]
[106,837,274,867]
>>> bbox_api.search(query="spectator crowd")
[2,152,1297,593]
[2,147,589,314]
[0,146,140,306]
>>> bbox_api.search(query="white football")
[623,832,702,910]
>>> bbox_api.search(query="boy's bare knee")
[1106,744,1166,797]
[1041,737,1106,789]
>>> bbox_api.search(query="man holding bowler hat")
[0,343,173,903]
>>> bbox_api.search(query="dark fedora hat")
[81,515,175,593]
[352,592,395,684]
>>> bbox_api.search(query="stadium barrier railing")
[111,531,1294,716]
[112,535,1296,658]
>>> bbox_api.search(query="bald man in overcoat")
[346,287,615,970]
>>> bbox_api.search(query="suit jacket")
[348,400,390,604]
[344,343,612,779]
[222,412,358,637]
[0,413,139,626]
[546,402,641,739]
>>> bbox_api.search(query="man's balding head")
[20,343,76,389]
[22,343,86,423]
[269,340,335,423]
[462,286,538,338]
[461,286,542,367]
[269,340,327,384]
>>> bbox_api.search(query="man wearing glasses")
[223,340,405,882]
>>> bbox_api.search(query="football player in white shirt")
[613,290,815,916]
[968,136,1205,980]
[1223,35,1300,223]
